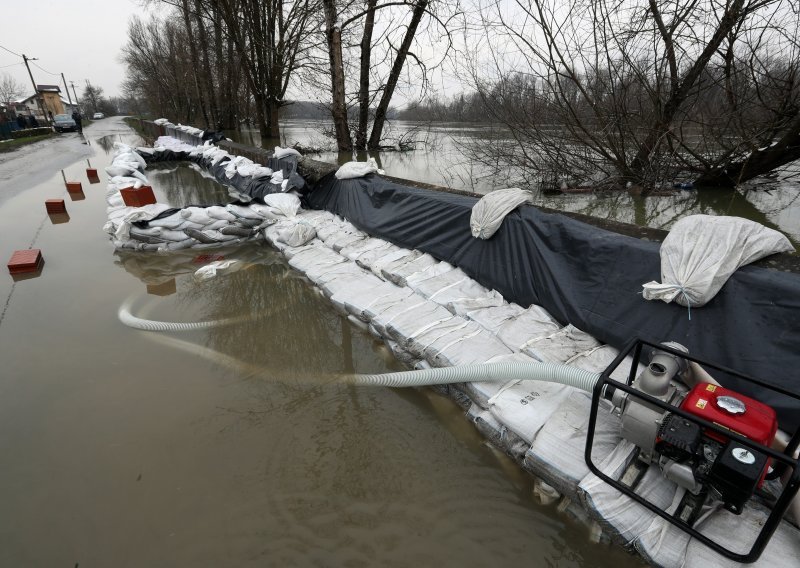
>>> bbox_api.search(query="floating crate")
[7,249,44,274]
[45,199,67,214]
[65,181,82,193]
[120,186,156,207]
[86,168,100,183]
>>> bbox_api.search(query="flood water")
[0,118,646,566]
[230,119,800,247]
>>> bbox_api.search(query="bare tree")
[320,0,458,151]
[0,73,25,106]
[469,0,800,191]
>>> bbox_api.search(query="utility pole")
[70,81,80,112]
[61,73,73,108]
[22,54,50,125]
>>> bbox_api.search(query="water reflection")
[225,119,800,246]
[146,162,232,207]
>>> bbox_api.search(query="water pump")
[585,338,800,563]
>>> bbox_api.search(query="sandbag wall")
[103,136,306,250]
[257,204,800,568]
[305,174,800,431]
[105,133,800,566]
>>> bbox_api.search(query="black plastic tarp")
[305,173,800,429]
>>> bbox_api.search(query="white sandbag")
[226,203,263,220]
[273,146,302,159]
[181,206,214,225]
[362,247,418,278]
[339,237,391,261]
[466,303,526,334]
[430,327,514,367]
[354,242,401,272]
[316,219,360,241]
[402,316,473,359]
[288,248,348,281]
[263,193,301,218]
[345,285,416,323]
[524,390,622,498]
[642,215,794,308]
[455,352,543,410]
[579,448,678,546]
[523,324,601,362]
[681,501,800,568]
[405,261,456,287]
[487,380,574,444]
[313,262,367,288]
[329,275,399,315]
[278,222,316,247]
[325,230,366,252]
[470,188,532,239]
[205,205,237,222]
[335,158,383,179]
[383,301,455,346]
[494,305,562,352]
[381,252,437,286]
[146,212,183,229]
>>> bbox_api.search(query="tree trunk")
[695,112,800,187]
[323,0,352,151]
[629,0,746,188]
[194,0,219,129]
[368,0,428,150]
[355,0,377,150]
[180,0,209,128]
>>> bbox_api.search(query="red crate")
[86,168,100,183]
[7,249,44,274]
[120,185,156,207]
[45,199,67,214]
[65,181,82,193]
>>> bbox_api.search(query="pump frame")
[584,338,800,563]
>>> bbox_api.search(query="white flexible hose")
[118,297,256,332]
[350,362,601,391]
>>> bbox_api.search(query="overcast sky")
[0,0,154,101]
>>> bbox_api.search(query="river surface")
[0,118,646,566]
[228,119,800,248]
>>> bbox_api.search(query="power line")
[32,61,59,76]
[0,62,24,69]
[0,44,22,58]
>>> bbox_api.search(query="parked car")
[53,114,78,132]
[92,112,104,119]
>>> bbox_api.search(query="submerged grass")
[0,133,57,153]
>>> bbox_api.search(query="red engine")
[681,383,778,447]
[678,383,778,513]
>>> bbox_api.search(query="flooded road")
[0,117,644,566]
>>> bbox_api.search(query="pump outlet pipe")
[350,362,601,391]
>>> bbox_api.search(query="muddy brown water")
[0,118,646,566]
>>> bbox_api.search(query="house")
[14,85,79,120]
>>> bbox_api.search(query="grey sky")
[0,0,152,100]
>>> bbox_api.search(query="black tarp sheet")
[305,173,800,429]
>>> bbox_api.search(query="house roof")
[37,84,61,93]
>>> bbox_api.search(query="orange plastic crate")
[120,186,156,207]
[65,181,82,193]
[7,249,43,274]
[86,168,99,182]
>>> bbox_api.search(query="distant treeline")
[396,92,489,122]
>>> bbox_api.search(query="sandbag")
[278,222,316,247]
[642,215,794,308]
[335,158,383,180]
[470,188,532,239]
